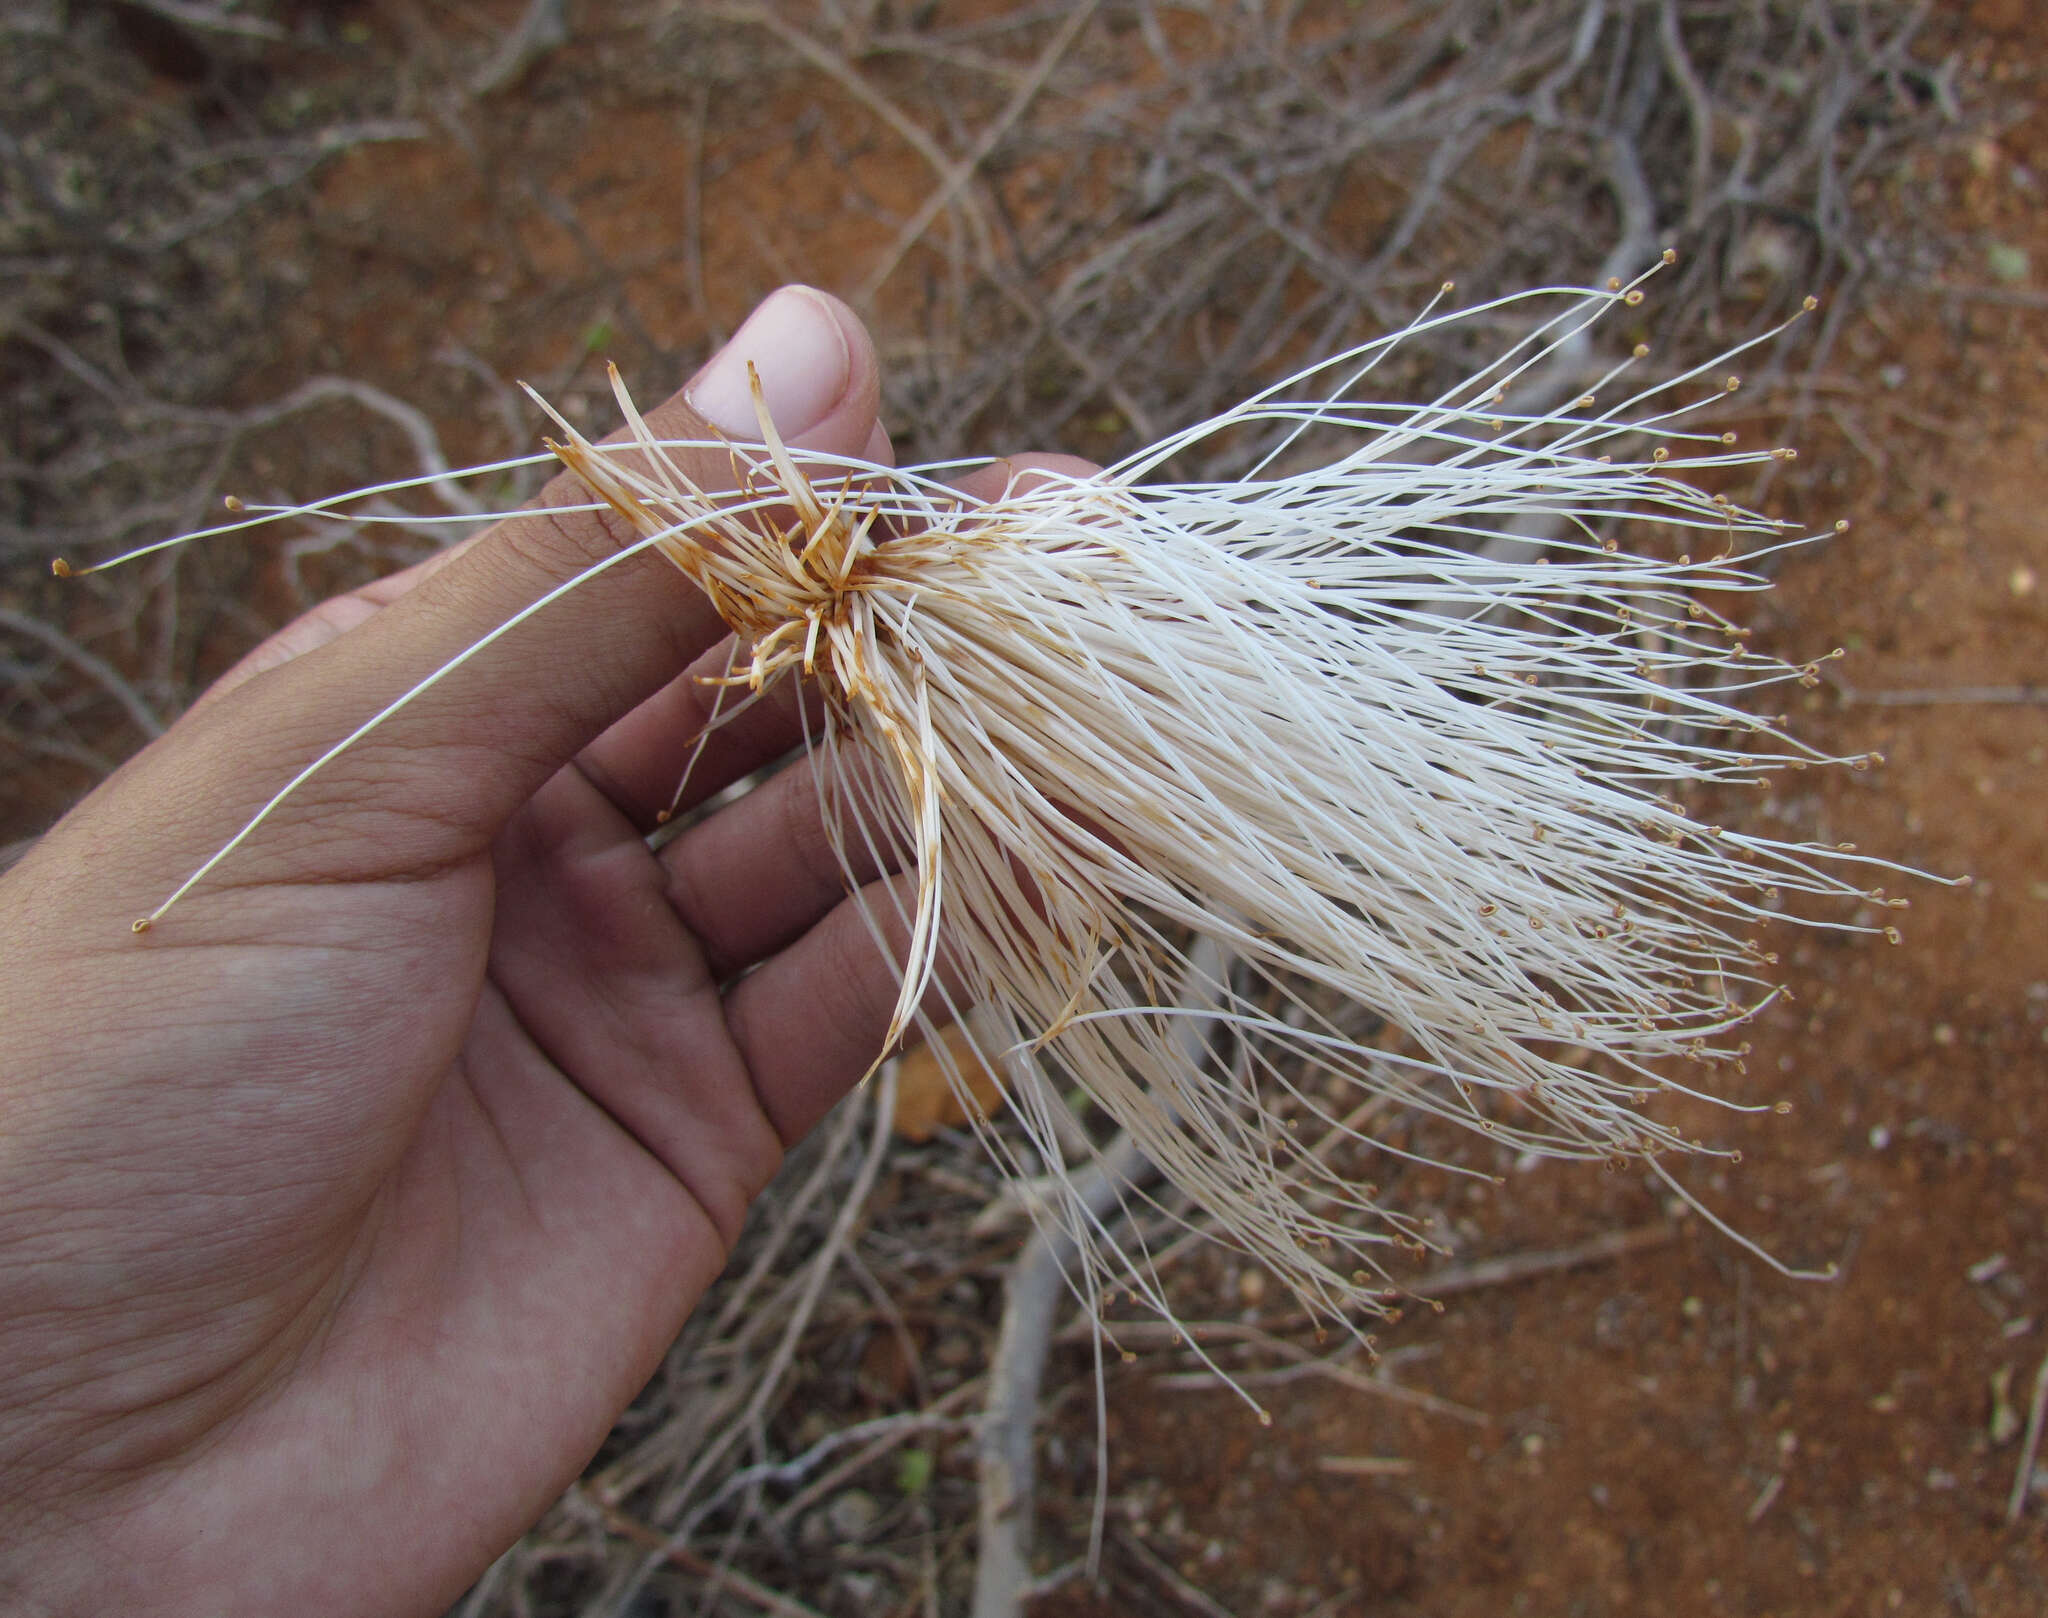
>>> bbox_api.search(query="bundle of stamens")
[79,263,1939,1342]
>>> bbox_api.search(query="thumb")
[117,286,887,909]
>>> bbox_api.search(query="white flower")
[104,267,1938,1325]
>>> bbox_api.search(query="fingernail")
[686,286,851,441]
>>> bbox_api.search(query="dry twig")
[1410,1224,1680,1300]
[2006,1350,2048,1525]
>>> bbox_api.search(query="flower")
[94,267,1937,1320]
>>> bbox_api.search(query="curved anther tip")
[223,493,246,511]
[131,916,152,934]
[1662,246,1679,264]
[655,809,672,825]
[50,557,72,578]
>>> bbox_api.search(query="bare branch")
[0,607,166,739]
[472,0,570,97]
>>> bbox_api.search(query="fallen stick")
[1114,1525,1238,1618]
[1831,681,2048,707]
[1410,1223,1679,1299]
[2006,1349,2048,1525]
[1148,1324,1486,1427]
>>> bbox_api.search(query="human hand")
[0,287,1017,1615]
